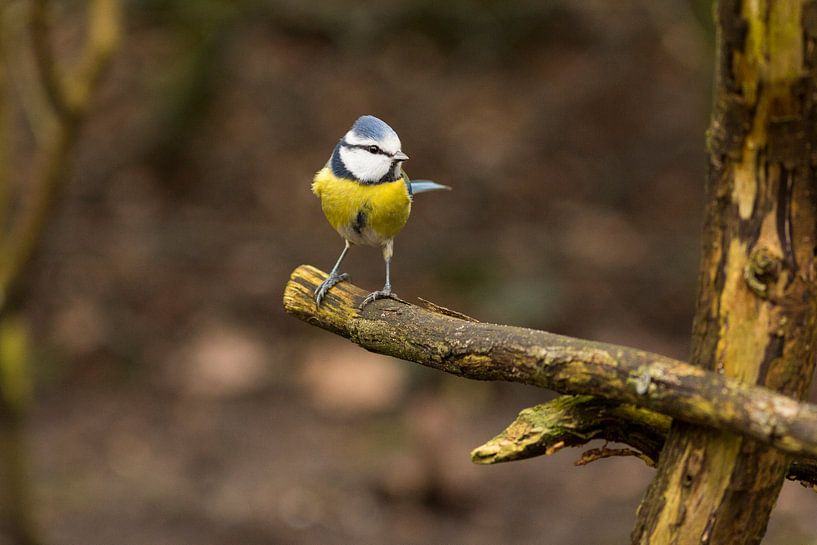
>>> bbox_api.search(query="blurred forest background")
[1,0,816,544]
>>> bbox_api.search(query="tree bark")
[631,1,817,543]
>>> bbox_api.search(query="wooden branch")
[469,395,817,488]
[283,265,817,458]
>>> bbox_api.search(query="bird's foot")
[314,272,350,306]
[359,288,399,309]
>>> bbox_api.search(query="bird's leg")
[314,240,351,305]
[360,240,399,309]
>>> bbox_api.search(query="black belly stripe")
[353,210,367,235]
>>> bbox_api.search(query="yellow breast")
[312,167,412,245]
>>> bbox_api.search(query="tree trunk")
[631,1,817,543]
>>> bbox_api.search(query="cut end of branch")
[470,396,600,465]
[282,264,373,336]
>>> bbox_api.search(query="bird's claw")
[314,272,350,306]
[359,288,398,309]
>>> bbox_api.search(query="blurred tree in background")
[0,1,120,543]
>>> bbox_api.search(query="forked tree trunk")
[631,1,817,543]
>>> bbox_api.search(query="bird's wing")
[401,168,413,196]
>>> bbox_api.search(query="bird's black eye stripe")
[341,140,389,156]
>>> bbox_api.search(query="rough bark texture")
[631,1,817,543]
[470,395,817,488]
[283,265,817,457]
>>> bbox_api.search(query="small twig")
[545,440,565,456]
[575,443,656,467]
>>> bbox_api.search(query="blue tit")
[312,115,450,308]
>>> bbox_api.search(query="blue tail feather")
[409,180,451,194]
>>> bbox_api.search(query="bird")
[312,115,450,308]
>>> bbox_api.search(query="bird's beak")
[393,150,409,161]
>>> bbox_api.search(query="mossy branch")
[284,265,817,458]
[470,395,817,489]
[471,395,669,465]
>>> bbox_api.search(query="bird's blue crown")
[350,115,396,141]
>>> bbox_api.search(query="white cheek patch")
[339,147,391,183]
